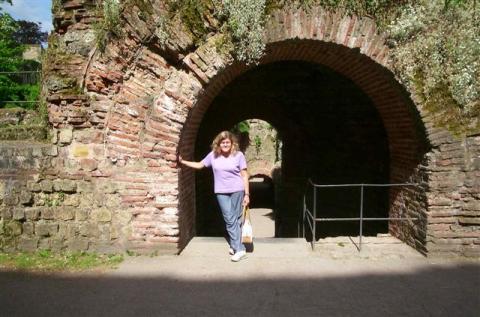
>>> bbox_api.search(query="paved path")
[1,237,479,317]
[249,208,275,237]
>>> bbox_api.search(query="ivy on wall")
[91,0,479,134]
[385,0,479,135]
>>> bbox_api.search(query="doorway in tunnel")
[195,118,281,238]
[193,61,390,239]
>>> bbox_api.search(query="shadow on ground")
[0,263,479,316]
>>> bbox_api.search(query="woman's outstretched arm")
[178,156,205,170]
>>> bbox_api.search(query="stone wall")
[0,0,478,256]
[243,119,280,178]
[0,141,132,253]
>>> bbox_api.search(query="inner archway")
[195,118,281,237]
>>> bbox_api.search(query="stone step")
[180,236,424,260]
[180,237,311,258]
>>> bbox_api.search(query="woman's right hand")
[176,155,183,168]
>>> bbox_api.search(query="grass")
[0,250,124,272]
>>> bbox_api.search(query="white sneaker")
[231,250,246,262]
[228,247,234,255]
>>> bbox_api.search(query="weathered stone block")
[50,238,65,251]
[19,191,33,205]
[114,209,132,225]
[58,128,73,145]
[80,158,97,171]
[7,221,22,236]
[77,181,93,193]
[110,224,120,240]
[98,224,111,241]
[55,207,75,220]
[56,223,68,239]
[0,182,4,202]
[27,181,41,192]
[78,223,90,237]
[68,238,89,251]
[38,238,51,250]
[41,208,55,220]
[17,237,38,252]
[64,223,79,240]
[458,217,480,225]
[51,129,58,144]
[99,181,118,194]
[464,200,480,211]
[1,206,13,220]
[63,195,80,206]
[72,144,90,158]
[91,208,112,222]
[40,180,54,193]
[92,192,105,207]
[25,207,41,220]
[88,223,100,238]
[12,208,25,220]
[53,180,77,193]
[90,241,118,253]
[104,194,120,208]
[22,222,34,235]
[35,222,59,237]
[75,208,88,221]
[3,194,19,206]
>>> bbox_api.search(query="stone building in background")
[0,0,478,257]
[22,44,43,62]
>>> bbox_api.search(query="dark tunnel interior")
[194,61,390,239]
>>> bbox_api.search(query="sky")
[1,0,53,33]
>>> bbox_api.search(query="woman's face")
[219,138,232,154]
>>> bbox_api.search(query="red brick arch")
[176,9,430,252]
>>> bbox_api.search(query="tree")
[0,12,41,108]
[13,20,48,44]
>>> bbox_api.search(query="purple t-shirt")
[201,151,247,194]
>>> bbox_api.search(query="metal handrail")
[303,180,419,251]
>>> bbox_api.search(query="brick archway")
[175,9,431,252]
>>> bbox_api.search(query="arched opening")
[194,118,281,238]
[178,40,429,251]
[191,60,391,240]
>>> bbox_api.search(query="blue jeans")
[216,191,246,253]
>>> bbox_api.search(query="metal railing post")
[359,185,364,251]
[313,186,317,250]
[302,194,306,239]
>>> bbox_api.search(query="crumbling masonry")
[0,0,478,256]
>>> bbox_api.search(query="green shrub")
[94,0,122,52]
[386,0,479,134]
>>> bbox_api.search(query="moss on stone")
[167,0,216,44]
[0,125,47,141]
[124,0,155,17]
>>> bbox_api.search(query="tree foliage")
[0,12,41,109]
[13,20,48,44]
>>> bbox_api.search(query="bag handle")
[242,206,250,223]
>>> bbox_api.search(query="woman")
[178,131,250,262]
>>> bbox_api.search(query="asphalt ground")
[1,237,479,317]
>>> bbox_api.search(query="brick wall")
[1,2,477,256]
